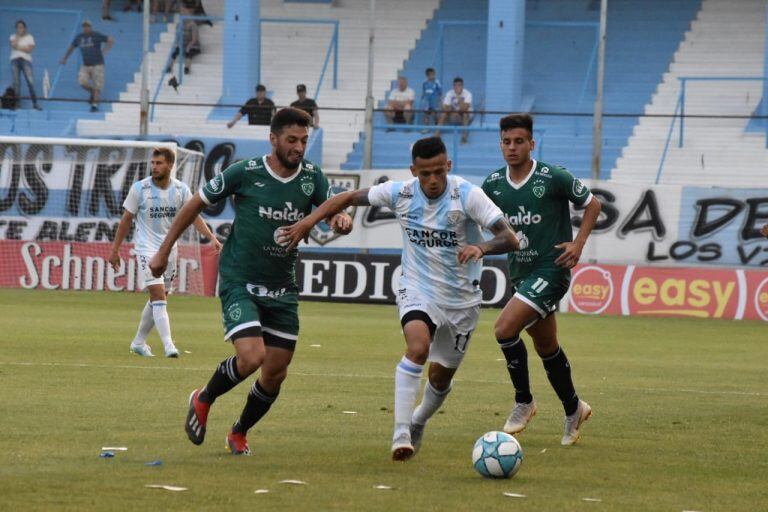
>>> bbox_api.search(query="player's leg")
[526,314,591,445]
[147,283,178,357]
[130,254,156,356]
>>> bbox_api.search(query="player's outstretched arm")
[458,218,519,264]
[555,196,602,268]
[149,193,207,277]
[192,215,222,253]
[108,210,135,270]
[280,189,371,251]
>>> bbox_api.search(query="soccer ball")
[472,431,523,478]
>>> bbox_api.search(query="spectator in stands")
[227,84,275,128]
[123,0,143,12]
[166,7,200,75]
[152,0,177,23]
[59,21,114,112]
[437,76,473,144]
[291,84,319,127]
[102,1,115,21]
[420,67,442,130]
[385,76,414,129]
[9,20,41,110]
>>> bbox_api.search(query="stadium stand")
[612,0,766,186]
[341,0,701,179]
[0,1,166,136]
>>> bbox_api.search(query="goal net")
[0,136,208,295]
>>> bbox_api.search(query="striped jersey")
[123,176,193,256]
[367,175,503,308]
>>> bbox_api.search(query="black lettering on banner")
[692,198,743,238]
[36,220,58,241]
[646,241,668,262]
[697,243,721,262]
[65,145,90,216]
[18,144,52,215]
[215,222,232,240]
[364,175,398,226]
[620,190,666,239]
[741,198,768,241]
[669,241,697,260]
[0,144,20,213]
[120,151,149,204]
[572,188,618,232]
[75,222,97,242]
[5,220,26,240]
[95,222,120,242]
[89,147,125,217]
[202,142,236,217]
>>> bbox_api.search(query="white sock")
[151,300,174,349]
[131,301,154,346]
[394,356,423,438]
[412,380,452,426]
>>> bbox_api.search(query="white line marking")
[1,361,764,397]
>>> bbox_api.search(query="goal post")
[0,136,209,295]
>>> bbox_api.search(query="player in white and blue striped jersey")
[109,147,220,358]
[279,137,519,461]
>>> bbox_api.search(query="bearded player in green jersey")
[482,113,602,446]
[149,108,352,455]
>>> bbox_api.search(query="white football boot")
[561,400,592,446]
[503,399,537,435]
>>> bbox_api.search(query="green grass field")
[1,289,766,511]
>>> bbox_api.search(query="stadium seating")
[341,0,701,179]
[0,1,166,136]
[612,0,766,186]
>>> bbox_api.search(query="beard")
[275,146,303,171]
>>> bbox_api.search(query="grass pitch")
[1,289,766,511]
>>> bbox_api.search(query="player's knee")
[494,320,520,341]
[260,367,288,390]
[429,375,452,392]
[405,341,430,365]
[532,337,558,357]
[237,345,266,374]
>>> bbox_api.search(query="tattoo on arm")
[478,218,517,255]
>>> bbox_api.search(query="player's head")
[410,136,451,199]
[151,147,175,181]
[499,113,535,167]
[453,77,464,93]
[255,84,266,99]
[270,107,312,171]
[296,84,307,99]
[425,68,435,80]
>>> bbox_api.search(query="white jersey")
[368,175,503,308]
[122,177,193,256]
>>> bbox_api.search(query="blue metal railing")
[656,76,765,184]
[368,123,545,173]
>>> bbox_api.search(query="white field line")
[0,361,765,397]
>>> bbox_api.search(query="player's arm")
[280,189,370,251]
[149,193,207,276]
[108,210,134,270]
[458,218,519,264]
[192,215,222,253]
[555,195,601,268]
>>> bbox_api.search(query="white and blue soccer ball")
[472,431,523,478]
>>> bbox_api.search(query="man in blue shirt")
[420,67,442,130]
[60,20,114,112]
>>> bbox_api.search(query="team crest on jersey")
[301,182,315,196]
[447,210,465,225]
[572,179,587,197]
[309,174,360,245]
[533,185,545,198]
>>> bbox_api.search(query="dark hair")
[16,19,26,29]
[425,67,435,75]
[152,147,176,165]
[453,77,463,84]
[499,113,534,135]
[255,84,266,92]
[271,107,312,134]
[411,136,446,163]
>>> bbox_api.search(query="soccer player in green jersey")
[482,113,602,446]
[149,108,351,455]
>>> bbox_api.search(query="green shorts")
[219,281,299,351]
[511,267,570,319]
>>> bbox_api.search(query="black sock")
[541,346,579,415]
[200,356,242,404]
[232,380,279,434]
[498,336,533,404]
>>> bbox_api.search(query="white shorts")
[136,250,177,291]
[397,288,480,369]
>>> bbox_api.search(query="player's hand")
[554,241,584,268]
[211,237,223,253]
[329,213,353,235]
[108,251,121,271]
[149,251,169,278]
[278,220,312,252]
[761,224,768,238]
[458,245,484,264]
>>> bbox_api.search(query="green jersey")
[201,155,330,290]
[481,160,592,283]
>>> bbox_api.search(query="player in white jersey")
[279,137,519,461]
[109,147,221,357]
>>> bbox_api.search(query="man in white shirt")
[437,77,473,143]
[386,76,415,127]
[9,20,41,110]
[109,147,221,358]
